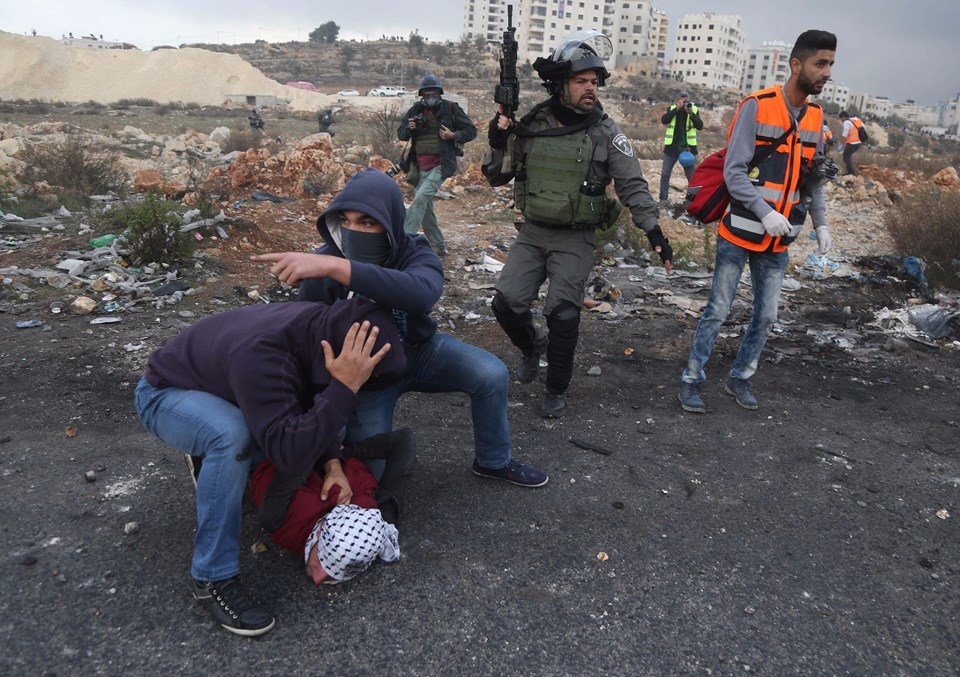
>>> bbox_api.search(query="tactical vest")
[719,86,823,253]
[415,115,442,156]
[515,130,621,229]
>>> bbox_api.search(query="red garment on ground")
[249,458,378,554]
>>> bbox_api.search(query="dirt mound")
[0,31,338,111]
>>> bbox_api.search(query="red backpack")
[685,116,799,224]
[684,149,730,224]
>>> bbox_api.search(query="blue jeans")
[681,237,788,384]
[658,150,695,201]
[344,333,512,475]
[134,377,260,582]
[403,166,444,251]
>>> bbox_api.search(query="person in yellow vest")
[658,90,704,205]
[839,110,864,176]
[678,29,837,413]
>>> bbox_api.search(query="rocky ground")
[2,104,959,674]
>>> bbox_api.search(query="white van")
[368,86,408,97]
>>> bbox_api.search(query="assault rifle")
[494,5,519,120]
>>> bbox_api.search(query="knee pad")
[547,302,580,336]
[491,292,524,324]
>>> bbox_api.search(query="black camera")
[385,155,411,177]
[412,114,428,130]
[685,101,694,110]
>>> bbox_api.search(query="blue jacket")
[298,169,444,348]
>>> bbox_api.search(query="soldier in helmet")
[397,74,477,257]
[483,30,671,418]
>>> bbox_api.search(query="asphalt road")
[2,303,958,675]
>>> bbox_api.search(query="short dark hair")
[790,30,837,61]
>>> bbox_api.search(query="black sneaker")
[472,460,548,488]
[540,390,565,418]
[192,577,275,637]
[517,331,547,384]
[725,377,758,410]
[678,381,706,413]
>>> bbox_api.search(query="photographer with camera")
[658,91,703,206]
[397,74,476,257]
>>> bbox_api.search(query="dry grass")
[885,186,960,290]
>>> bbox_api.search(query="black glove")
[646,226,673,266]
[488,114,511,150]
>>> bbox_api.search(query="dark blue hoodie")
[298,169,444,348]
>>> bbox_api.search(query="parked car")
[286,81,318,91]
[337,89,360,97]
[368,86,407,97]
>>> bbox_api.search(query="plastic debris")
[16,319,44,328]
[89,234,118,248]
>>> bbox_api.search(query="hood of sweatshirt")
[316,169,407,268]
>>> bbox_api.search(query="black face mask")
[340,228,390,265]
[422,94,441,109]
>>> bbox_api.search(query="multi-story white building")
[650,10,669,74]
[943,94,960,132]
[891,101,941,126]
[742,41,790,93]
[463,0,513,46]
[464,0,660,73]
[672,13,746,91]
[848,93,894,119]
[813,80,851,111]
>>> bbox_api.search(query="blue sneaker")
[471,460,548,488]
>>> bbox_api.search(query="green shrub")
[885,186,960,290]
[15,135,126,198]
[107,191,196,265]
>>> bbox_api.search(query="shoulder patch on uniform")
[613,134,634,158]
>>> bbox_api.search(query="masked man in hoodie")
[252,169,548,489]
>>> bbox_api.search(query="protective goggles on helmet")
[550,30,612,79]
[552,30,613,63]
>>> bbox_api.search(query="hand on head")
[323,320,392,393]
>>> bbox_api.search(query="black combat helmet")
[533,30,613,93]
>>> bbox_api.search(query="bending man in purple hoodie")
[253,169,548,489]
[135,296,405,637]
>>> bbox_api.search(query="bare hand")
[322,320,392,393]
[408,118,418,130]
[439,124,455,140]
[250,252,346,286]
[496,113,513,131]
[320,459,353,504]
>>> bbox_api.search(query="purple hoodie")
[144,297,407,476]
[298,169,444,347]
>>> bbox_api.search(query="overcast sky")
[3,0,958,105]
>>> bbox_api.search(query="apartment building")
[463,0,513,46]
[650,10,669,74]
[848,93,894,119]
[742,41,791,93]
[672,13,746,91]
[890,100,940,126]
[813,80,851,111]
[464,0,660,72]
